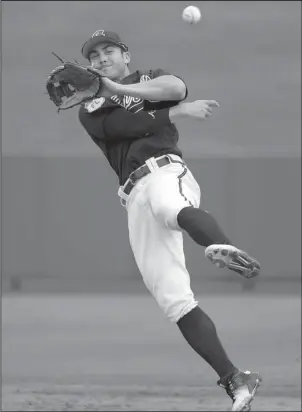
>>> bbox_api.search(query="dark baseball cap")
[81,30,128,59]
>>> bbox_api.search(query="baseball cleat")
[205,244,260,279]
[218,370,262,411]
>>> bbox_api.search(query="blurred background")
[1,2,301,411]
[2,1,301,294]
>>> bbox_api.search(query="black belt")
[123,156,171,196]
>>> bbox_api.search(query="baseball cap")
[81,30,128,59]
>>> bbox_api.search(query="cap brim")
[82,37,124,59]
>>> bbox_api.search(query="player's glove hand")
[46,61,104,111]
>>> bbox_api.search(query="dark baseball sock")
[177,206,232,247]
[177,306,238,379]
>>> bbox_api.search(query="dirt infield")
[2,294,301,411]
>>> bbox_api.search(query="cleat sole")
[205,245,261,280]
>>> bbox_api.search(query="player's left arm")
[101,73,187,102]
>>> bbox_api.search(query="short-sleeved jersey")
[78,68,187,185]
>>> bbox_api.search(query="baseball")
[182,5,202,24]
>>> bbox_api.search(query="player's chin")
[99,66,115,77]
[99,68,120,82]
[91,67,111,77]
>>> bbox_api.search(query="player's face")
[89,43,131,81]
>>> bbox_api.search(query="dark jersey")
[78,68,187,185]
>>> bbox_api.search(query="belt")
[123,155,172,196]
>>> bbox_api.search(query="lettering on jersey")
[84,71,159,117]
[110,95,157,118]
[85,97,105,113]
[140,74,152,83]
[148,110,156,119]
[111,95,143,112]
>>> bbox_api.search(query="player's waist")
[118,154,185,204]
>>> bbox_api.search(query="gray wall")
[2,155,300,293]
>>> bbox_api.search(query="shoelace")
[225,372,249,401]
[226,383,235,401]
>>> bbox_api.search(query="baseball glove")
[46,57,103,112]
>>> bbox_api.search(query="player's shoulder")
[78,103,86,119]
[138,68,187,95]
[135,68,173,80]
[78,103,92,126]
[137,69,187,87]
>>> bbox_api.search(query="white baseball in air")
[182,5,202,24]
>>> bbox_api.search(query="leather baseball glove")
[46,57,103,112]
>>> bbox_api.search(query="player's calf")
[177,207,232,246]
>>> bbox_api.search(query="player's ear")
[123,51,131,65]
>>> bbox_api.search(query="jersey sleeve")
[151,68,172,77]
[78,105,172,141]
[143,68,188,111]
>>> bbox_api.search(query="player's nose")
[93,62,106,70]
[99,54,109,64]
[92,57,108,69]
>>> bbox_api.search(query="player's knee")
[152,204,180,230]
[159,294,198,323]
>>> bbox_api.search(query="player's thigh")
[147,164,201,229]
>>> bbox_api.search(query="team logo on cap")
[92,30,106,38]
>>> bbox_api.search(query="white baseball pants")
[119,155,201,323]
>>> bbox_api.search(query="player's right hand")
[182,100,220,120]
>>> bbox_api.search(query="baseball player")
[77,30,261,411]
